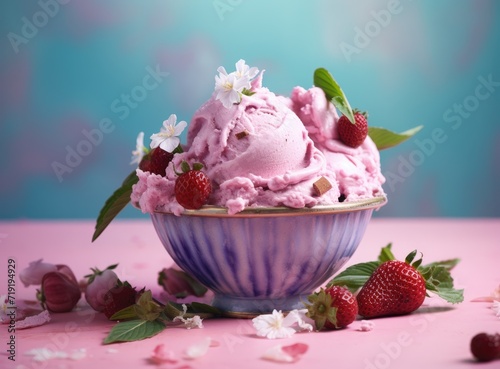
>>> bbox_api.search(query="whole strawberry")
[84,264,119,312]
[305,286,358,330]
[102,282,138,319]
[175,162,212,210]
[357,259,426,318]
[470,333,500,362]
[337,111,368,148]
[139,147,174,176]
[39,271,81,313]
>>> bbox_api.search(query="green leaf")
[419,265,464,304]
[378,243,396,262]
[134,290,163,321]
[368,125,423,151]
[164,301,222,320]
[103,319,165,344]
[313,67,355,124]
[326,261,381,293]
[109,305,138,321]
[421,258,460,272]
[92,170,138,242]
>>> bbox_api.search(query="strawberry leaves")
[368,125,424,151]
[327,243,464,305]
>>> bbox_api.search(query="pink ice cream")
[131,73,385,215]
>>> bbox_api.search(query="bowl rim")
[152,195,387,218]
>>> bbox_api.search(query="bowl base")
[212,294,309,318]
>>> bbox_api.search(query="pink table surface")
[0,218,498,369]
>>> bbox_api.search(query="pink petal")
[262,343,308,363]
[150,344,178,365]
[16,310,51,329]
[282,343,309,357]
[471,297,495,302]
[185,337,211,359]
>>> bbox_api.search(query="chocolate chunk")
[236,130,249,139]
[313,177,332,196]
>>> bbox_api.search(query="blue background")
[1,0,499,219]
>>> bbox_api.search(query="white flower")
[150,114,187,153]
[172,304,204,329]
[130,132,147,165]
[234,59,259,80]
[252,309,303,339]
[492,301,500,317]
[214,59,259,108]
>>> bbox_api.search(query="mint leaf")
[378,243,396,262]
[326,261,380,293]
[421,258,460,272]
[103,319,165,344]
[368,125,423,151]
[92,170,138,242]
[314,68,355,124]
[109,305,138,321]
[419,265,464,304]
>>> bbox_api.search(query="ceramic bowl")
[151,196,386,317]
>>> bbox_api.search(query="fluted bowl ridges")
[151,196,387,316]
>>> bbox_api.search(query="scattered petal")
[106,348,119,354]
[492,301,500,317]
[172,304,204,329]
[19,259,57,287]
[25,348,87,362]
[185,337,212,359]
[285,309,314,332]
[150,344,178,365]
[261,343,308,363]
[16,310,51,329]
[357,320,375,332]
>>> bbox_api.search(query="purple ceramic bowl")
[151,196,386,317]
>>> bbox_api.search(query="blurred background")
[1,0,499,219]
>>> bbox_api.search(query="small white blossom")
[358,320,375,332]
[172,304,204,329]
[234,59,259,80]
[150,114,187,153]
[252,309,310,339]
[214,59,259,108]
[130,132,147,165]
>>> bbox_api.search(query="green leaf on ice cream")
[314,67,356,125]
[313,67,423,150]
[92,170,138,242]
[368,125,423,151]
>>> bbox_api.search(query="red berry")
[305,286,358,330]
[139,147,174,176]
[356,260,426,318]
[470,333,500,362]
[40,271,81,313]
[174,163,212,209]
[337,112,368,148]
[102,283,138,319]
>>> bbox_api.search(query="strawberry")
[39,271,81,313]
[174,162,212,209]
[356,259,426,318]
[84,264,119,312]
[328,245,464,319]
[139,147,174,176]
[102,282,138,319]
[470,333,500,362]
[305,286,358,330]
[337,111,368,148]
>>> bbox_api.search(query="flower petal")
[173,120,187,136]
[185,337,212,359]
[261,343,308,363]
[19,259,57,287]
[159,137,180,153]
